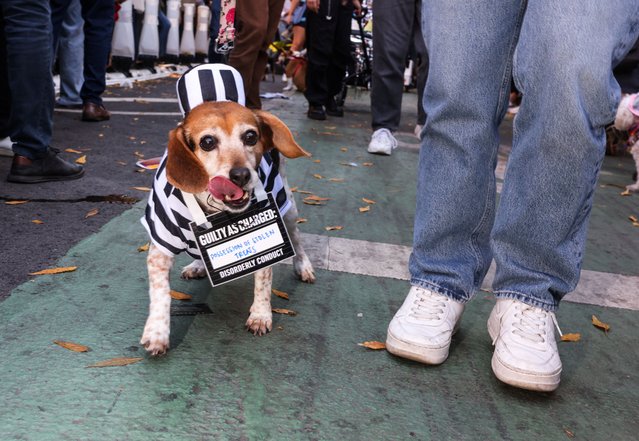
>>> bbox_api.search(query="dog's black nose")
[229,167,251,187]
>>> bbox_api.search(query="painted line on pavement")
[54,108,182,117]
[290,233,639,311]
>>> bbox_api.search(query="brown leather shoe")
[82,101,111,122]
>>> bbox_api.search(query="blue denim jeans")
[54,0,84,107]
[409,0,639,311]
[0,0,54,159]
[52,0,114,106]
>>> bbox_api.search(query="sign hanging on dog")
[189,194,295,286]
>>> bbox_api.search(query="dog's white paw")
[140,320,170,356]
[627,183,639,192]
[294,255,316,283]
[181,260,207,279]
[245,312,272,336]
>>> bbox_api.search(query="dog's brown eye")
[242,130,258,146]
[199,135,218,151]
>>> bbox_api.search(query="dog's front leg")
[140,244,174,355]
[246,267,273,335]
[283,203,316,283]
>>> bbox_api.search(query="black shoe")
[7,148,84,183]
[307,105,326,120]
[325,100,344,117]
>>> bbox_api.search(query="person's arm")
[307,0,319,14]
[284,0,301,24]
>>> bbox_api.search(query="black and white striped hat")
[176,63,246,116]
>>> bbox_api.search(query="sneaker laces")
[494,303,563,345]
[409,289,448,321]
[373,129,397,148]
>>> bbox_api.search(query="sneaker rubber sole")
[386,327,455,365]
[487,318,561,392]
[7,169,84,183]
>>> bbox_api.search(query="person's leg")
[1,0,54,159]
[248,0,285,109]
[491,0,639,310]
[0,7,10,141]
[79,0,114,106]
[413,0,428,128]
[157,9,170,59]
[326,3,352,102]
[387,0,526,365]
[57,0,84,107]
[370,0,415,132]
[304,0,337,115]
[409,0,525,299]
[207,0,224,63]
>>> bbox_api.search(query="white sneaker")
[386,286,465,365]
[487,298,562,392]
[0,137,13,157]
[367,128,398,156]
[413,124,423,139]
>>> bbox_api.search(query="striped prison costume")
[140,63,292,258]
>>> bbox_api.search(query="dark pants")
[304,0,353,107]
[229,0,285,109]
[0,0,54,159]
[51,0,114,106]
[371,0,428,130]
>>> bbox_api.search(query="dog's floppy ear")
[254,110,310,158]
[166,126,209,193]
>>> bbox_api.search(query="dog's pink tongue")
[208,176,245,201]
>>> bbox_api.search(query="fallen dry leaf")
[358,341,386,350]
[297,190,314,195]
[85,208,99,218]
[129,136,137,141]
[75,155,86,165]
[620,189,631,196]
[563,428,576,439]
[131,186,151,192]
[303,200,325,206]
[560,333,581,342]
[362,198,376,204]
[5,200,28,205]
[31,219,44,225]
[313,174,324,179]
[116,161,127,166]
[65,148,82,154]
[592,315,610,332]
[86,357,143,368]
[295,218,307,224]
[54,340,90,352]
[137,243,150,252]
[362,162,374,167]
[313,159,321,163]
[134,151,144,158]
[272,288,289,300]
[359,206,371,213]
[170,290,192,301]
[272,308,297,316]
[304,195,331,201]
[29,266,77,276]
[328,178,345,182]
[629,215,638,223]
[325,225,343,231]
[290,186,298,192]
[340,147,348,152]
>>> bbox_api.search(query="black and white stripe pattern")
[141,63,291,258]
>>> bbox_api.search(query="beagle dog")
[140,101,315,355]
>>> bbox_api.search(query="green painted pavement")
[0,206,638,440]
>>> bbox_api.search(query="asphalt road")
[0,76,189,300]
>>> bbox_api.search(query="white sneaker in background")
[414,124,423,139]
[487,298,562,392]
[0,137,13,157]
[367,128,398,156]
[386,286,465,365]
